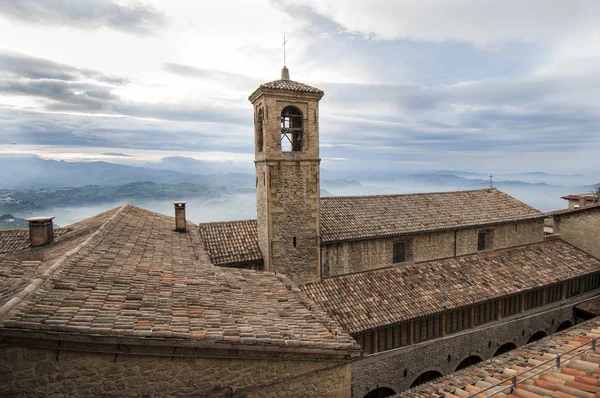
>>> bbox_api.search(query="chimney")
[173,202,187,232]
[26,216,55,247]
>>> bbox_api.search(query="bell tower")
[249,67,324,283]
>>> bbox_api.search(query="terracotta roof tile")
[0,205,360,355]
[550,203,600,217]
[301,240,600,334]
[576,297,600,317]
[320,188,543,242]
[401,317,600,397]
[0,228,70,254]
[257,79,323,95]
[198,220,262,267]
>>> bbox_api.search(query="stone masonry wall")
[351,298,580,397]
[322,219,544,276]
[555,208,600,259]
[267,160,320,283]
[0,339,351,397]
[253,92,322,284]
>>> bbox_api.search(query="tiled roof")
[401,317,600,397]
[0,208,120,307]
[258,79,324,95]
[0,205,360,355]
[550,203,600,217]
[576,297,600,317]
[320,188,544,242]
[0,228,70,254]
[199,189,544,264]
[301,240,600,334]
[198,220,263,267]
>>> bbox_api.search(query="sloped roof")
[199,188,544,267]
[198,220,262,267]
[0,205,359,355]
[576,297,600,317]
[257,79,323,95]
[301,240,600,334]
[550,203,600,217]
[320,188,544,242]
[0,228,71,254]
[401,318,600,397]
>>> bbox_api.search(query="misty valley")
[0,155,596,229]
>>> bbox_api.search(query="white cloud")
[295,0,600,47]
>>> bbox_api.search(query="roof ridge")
[273,274,355,344]
[0,204,129,318]
[320,187,495,201]
[198,219,257,226]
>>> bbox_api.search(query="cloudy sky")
[0,0,599,174]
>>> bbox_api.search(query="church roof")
[258,79,324,94]
[0,228,71,255]
[300,240,600,334]
[199,188,544,267]
[198,219,262,267]
[401,318,600,397]
[319,188,543,243]
[0,205,360,356]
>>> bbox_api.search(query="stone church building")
[2,68,600,397]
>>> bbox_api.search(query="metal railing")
[466,337,597,397]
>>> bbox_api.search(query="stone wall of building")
[555,208,600,259]
[0,338,351,397]
[350,298,581,397]
[322,219,544,276]
[252,90,323,284]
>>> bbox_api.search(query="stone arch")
[455,355,483,371]
[280,105,303,152]
[256,108,264,152]
[410,370,443,388]
[363,387,397,398]
[494,342,517,357]
[527,331,548,344]
[555,320,573,333]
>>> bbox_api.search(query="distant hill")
[0,155,256,190]
[0,182,253,214]
[0,214,29,230]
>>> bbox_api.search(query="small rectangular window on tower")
[293,237,297,248]
[393,242,406,263]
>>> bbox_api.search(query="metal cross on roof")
[489,174,494,187]
[283,36,288,66]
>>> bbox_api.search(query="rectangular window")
[393,242,406,263]
[477,232,487,251]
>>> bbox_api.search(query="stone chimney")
[173,202,187,232]
[26,216,55,247]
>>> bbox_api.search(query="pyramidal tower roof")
[249,67,324,99]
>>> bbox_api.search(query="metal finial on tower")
[283,36,288,66]
[489,174,494,187]
[281,36,290,80]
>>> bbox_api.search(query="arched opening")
[280,106,303,152]
[363,387,396,398]
[410,370,443,388]
[455,355,483,371]
[555,320,573,333]
[256,109,264,152]
[493,342,517,357]
[527,331,547,344]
